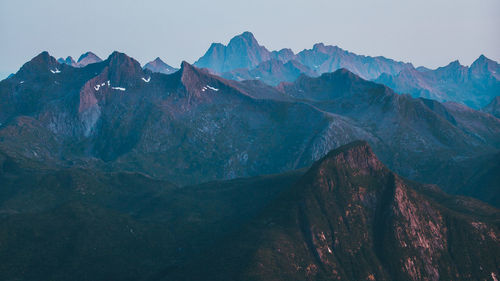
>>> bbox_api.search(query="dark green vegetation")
[0,151,304,280]
[0,142,498,280]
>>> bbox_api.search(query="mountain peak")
[16,51,60,77]
[77,51,102,67]
[317,141,383,173]
[104,51,144,84]
[180,61,201,83]
[144,57,178,74]
[227,31,264,50]
[58,56,76,66]
[230,31,257,44]
[32,51,53,62]
[180,60,193,70]
[107,51,137,65]
[447,60,463,68]
[195,31,271,73]
[302,140,387,191]
[77,51,100,62]
[240,31,255,40]
[470,54,499,70]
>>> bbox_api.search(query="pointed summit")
[77,52,102,67]
[143,57,178,74]
[311,140,385,175]
[470,54,500,79]
[237,31,256,41]
[105,51,144,86]
[16,51,60,77]
[194,31,271,73]
[57,56,77,67]
[180,61,206,87]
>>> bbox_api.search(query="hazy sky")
[1,0,499,77]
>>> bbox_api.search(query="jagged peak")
[228,31,261,47]
[471,54,499,67]
[180,60,195,71]
[77,51,102,63]
[238,31,256,41]
[106,51,140,67]
[153,57,164,63]
[313,42,326,49]
[180,61,201,82]
[445,60,463,68]
[16,51,60,76]
[31,51,54,63]
[311,42,341,52]
[320,68,364,82]
[311,140,385,175]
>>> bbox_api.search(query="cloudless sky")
[0,0,499,78]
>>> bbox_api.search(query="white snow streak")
[206,85,219,91]
[142,77,151,83]
[112,87,126,91]
[50,68,61,74]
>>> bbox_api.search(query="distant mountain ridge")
[195,31,413,81]
[195,32,500,108]
[376,55,500,108]
[57,51,103,67]
[1,50,499,206]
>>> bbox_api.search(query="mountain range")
[0,33,499,281]
[193,32,500,109]
[1,50,499,206]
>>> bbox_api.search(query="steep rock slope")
[177,142,500,281]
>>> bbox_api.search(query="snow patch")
[206,85,219,91]
[327,247,332,254]
[50,68,61,74]
[112,87,126,91]
[19,81,24,84]
[142,77,151,83]
[94,85,101,91]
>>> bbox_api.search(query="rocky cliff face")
[183,142,499,281]
[1,141,498,281]
[194,31,274,73]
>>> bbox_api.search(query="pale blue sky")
[1,0,499,78]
